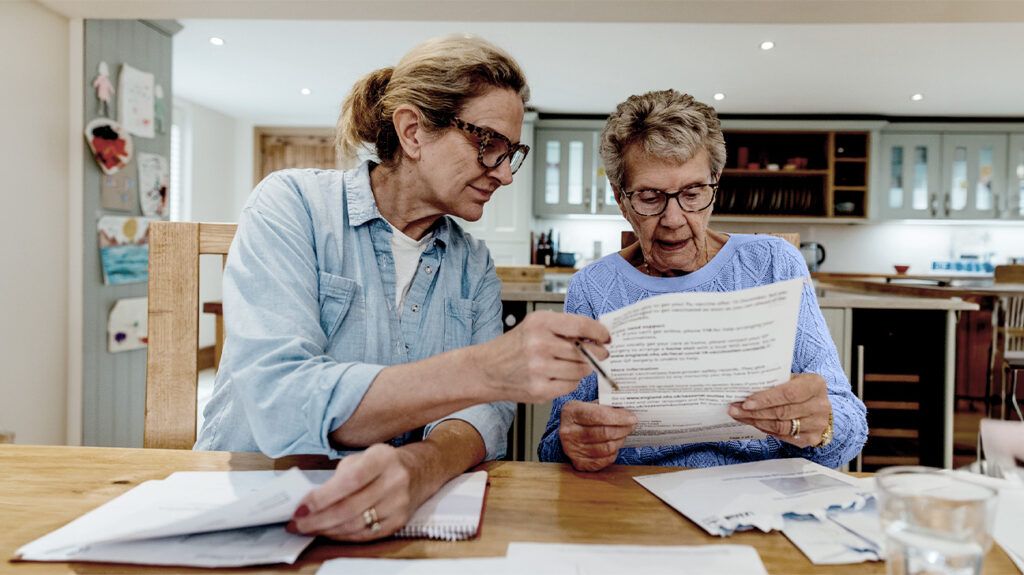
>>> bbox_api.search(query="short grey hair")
[600,90,726,190]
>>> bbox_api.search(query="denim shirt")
[195,162,514,460]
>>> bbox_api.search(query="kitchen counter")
[500,280,981,312]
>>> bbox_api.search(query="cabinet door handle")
[944,194,951,217]
[929,193,937,217]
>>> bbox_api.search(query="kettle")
[800,242,826,272]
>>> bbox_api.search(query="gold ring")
[790,418,801,438]
[362,507,378,529]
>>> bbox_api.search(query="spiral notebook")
[394,470,488,541]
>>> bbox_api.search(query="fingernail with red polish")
[285,521,298,534]
[293,504,310,519]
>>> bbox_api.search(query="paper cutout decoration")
[137,153,169,217]
[118,64,155,138]
[154,84,166,134]
[98,216,151,285]
[100,170,138,212]
[108,297,148,353]
[84,118,133,175]
[93,61,115,117]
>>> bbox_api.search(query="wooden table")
[1,445,1017,574]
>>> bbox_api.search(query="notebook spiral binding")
[394,521,477,541]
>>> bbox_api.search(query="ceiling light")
[713,93,726,101]
[209,37,225,46]
[760,41,775,51]
[300,88,312,96]
[911,93,924,102]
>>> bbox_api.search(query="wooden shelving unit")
[716,130,870,219]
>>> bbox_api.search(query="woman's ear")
[392,105,424,161]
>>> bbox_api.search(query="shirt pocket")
[443,297,477,351]
[318,271,359,341]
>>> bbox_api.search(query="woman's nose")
[488,158,514,186]
[659,196,689,227]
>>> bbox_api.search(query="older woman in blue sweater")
[538,90,867,472]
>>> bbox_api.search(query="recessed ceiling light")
[300,88,312,96]
[713,93,726,101]
[911,93,924,101]
[760,40,775,51]
[209,37,225,46]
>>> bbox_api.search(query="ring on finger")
[362,506,378,529]
[789,418,801,438]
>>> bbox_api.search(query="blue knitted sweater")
[537,234,868,468]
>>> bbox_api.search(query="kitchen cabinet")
[1008,134,1024,219]
[454,113,536,264]
[533,125,619,217]
[534,120,876,220]
[879,131,1013,220]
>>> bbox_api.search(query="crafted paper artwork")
[84,118,133,175]
[137,153,169,217]
[108,297,148,353]
[118,64,155,138]
[98,216,152,285]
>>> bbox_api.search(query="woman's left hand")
[727,373,833,449]
[288,443,422,542]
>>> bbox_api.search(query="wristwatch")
[814,410,834,448]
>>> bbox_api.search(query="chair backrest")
[995,265,1024,354]
[145,222,237,449]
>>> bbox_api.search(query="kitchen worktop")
[500,280,981,311]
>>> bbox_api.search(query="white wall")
[176,98,242,347]
[0,0,69,445]
[538,216,1024,274]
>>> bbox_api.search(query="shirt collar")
[345,160,451,248]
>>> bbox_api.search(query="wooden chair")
[145,222,237,449]
[994,265,1024,420]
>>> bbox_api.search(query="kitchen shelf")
[834,157,868,162]
[721,168,829,176]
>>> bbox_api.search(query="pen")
[574,340,620,391]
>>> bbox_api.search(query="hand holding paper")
[559,400,638,472]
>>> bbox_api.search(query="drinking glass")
[876,466,997,575]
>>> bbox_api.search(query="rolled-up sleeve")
[221,175,384,458]
[422,250,514,460]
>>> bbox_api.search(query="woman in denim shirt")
[196,35,610,541]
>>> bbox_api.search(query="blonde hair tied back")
[336,34,530,168]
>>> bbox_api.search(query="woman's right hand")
[559,400,637,472]
[473,311,610,403]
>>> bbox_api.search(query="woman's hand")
[559,400,637,472]
[727,373,833,449]
[288,444,424,542]
[474,311,611,404]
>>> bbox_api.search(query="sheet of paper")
[596,278,804,447]
[317,558,562,575]
[995,488,1024,574]
[15,468,319,566]
[782,499,882,564]
[634,458,870,536]
[505,542,769,575]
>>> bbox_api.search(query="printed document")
[597,278,804,447]
[634,458,871,537]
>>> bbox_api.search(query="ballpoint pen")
[574,340,620,391]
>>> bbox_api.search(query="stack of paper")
[316,543,769,574]
[14,468,326,567]
[635,458,872,536]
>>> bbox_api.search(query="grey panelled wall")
[82,20,179,446]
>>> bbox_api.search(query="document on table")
[316,542,768,575]
[596,277,804,447]
[634,458,871,537]
[14,468,325,567]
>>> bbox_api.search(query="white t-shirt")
[387,221,432,311]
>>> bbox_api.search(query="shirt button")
[424,265,433,274]
[411,304,420,313]
[404,344,410,351]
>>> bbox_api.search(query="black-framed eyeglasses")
[622,182,719,216]
[451,117,530,174]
